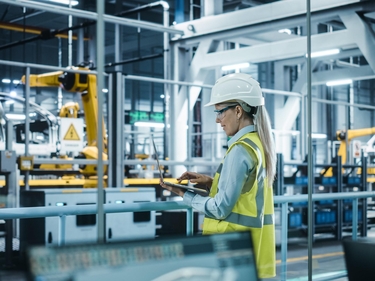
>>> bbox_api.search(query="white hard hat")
[204,73,264,107]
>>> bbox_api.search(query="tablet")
[163,180,209,194]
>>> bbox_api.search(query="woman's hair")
[254,106,276,187]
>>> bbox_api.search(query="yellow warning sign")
[64,124,80,140]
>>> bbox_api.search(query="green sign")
[127,111,164,124]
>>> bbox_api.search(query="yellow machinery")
[19,66,181,189]
[21,66,108,177]
[323,127,375,177]
[59,101,80,118]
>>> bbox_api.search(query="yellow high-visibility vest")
[203,132,276,278]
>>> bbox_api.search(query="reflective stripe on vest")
[219,136,274,228]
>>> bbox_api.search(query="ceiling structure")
[173,0,375,85]
[1,0,373,92]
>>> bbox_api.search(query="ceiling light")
[326,79,352,86]
[2,79,11,84]
[134,121,165,128]
[307,49,340,58]
[221,63,250,71]
[278,29,292,35]
[12,80,20,85]
[48,0,79,6]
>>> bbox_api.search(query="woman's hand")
[159,179,186,197]
[177,171,213,188]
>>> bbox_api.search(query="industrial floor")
[273,237,348,281]
[1,229,375,281]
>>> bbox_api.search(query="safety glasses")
[214,104,237,120]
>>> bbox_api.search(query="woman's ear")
[236,105,243,119]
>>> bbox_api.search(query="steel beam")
[312,65,375,86]
[340,12,375,73]
[199,30,355,68]
[172,0,366,41]
[0,0,183,34]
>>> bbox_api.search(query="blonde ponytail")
[256,106,276,187]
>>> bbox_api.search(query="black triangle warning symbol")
[64,124,80,140]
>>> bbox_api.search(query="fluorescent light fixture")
[2,79,21,84]
[134,121,165,128]
[326,79,352,86]
[48,0,79,6]
[307,48,340,58]
[5,114,26,120]
[102,89,108,93]
[278,28,292,35]
[312,133,327,139]
[160,94,165,98]
[221,62,250,71]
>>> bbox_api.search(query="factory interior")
[0,0,375,280]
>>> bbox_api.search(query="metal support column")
[306,1,313,280]
[352,198,358,240]
[337,156,343,240]
[162,2,170,161]
[276,154,284,196]
[4,119,17,267]
[187,86,192,170]
[96,0,105,243]
[361,154,368,237]
[24,67,30,190]
[281,202,288,281]
[108,72,125,188]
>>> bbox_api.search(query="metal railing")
[275,191,375,280]
[1,191,375,280]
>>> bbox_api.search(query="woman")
[160,73,277,278]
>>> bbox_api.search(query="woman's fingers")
[177,171,192,181]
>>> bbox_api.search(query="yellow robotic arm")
[323,127,375,177]
[21,71,62,87]
[21,67,108,176]
[336,127,375,164]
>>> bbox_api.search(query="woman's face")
[215,104,239,137]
